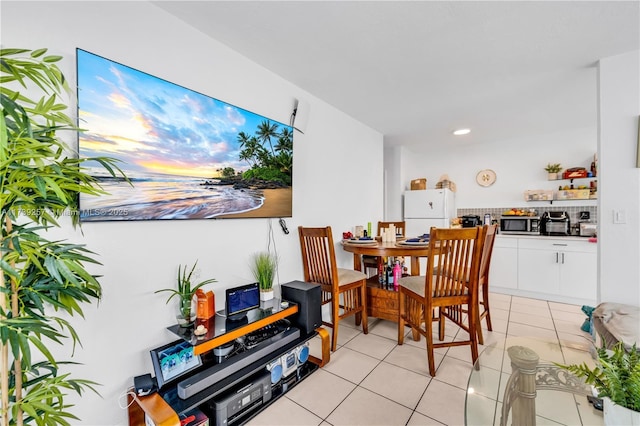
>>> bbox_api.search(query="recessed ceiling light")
[453,128,471,136]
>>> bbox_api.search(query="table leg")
[353,254,362,272]
[410,256,421,276]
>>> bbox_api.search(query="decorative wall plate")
[476,169,496,187]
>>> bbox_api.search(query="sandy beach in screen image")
[218,188,292,219]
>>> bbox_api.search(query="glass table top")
[464,336,603,426]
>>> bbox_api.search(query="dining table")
[341,239,431,322]
[341,239,430,276]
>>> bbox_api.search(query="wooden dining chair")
[397,226,485,376]
[362,221,406,276]
[433,224,498,345]
[298,226,369,351]
[378,221,406,237]
[476,224,498,345]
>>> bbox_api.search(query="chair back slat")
[427,227,484,299]
[298,226,338,288]
[377,221,406,236]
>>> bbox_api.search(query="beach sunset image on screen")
[76,49,293,222]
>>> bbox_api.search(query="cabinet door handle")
[555,252,559,263]
[561,253,565,264]
[553,243,568,247]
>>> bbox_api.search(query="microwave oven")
[500,216,541,235]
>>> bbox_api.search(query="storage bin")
[410,178,427,190]
[555,189,590,200]
[524,190,554,201]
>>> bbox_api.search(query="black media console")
[127,282,328,426]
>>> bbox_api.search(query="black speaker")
[281,280,321,335]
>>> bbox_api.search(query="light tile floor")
[247,293,603,426]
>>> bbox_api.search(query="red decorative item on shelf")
[563,168,588,179]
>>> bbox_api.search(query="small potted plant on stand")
[251,252,278,301]
[558,342,640,425]
[545,163,563,180]
[156,261,217,326]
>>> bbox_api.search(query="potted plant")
[544,163,563,180]
[155,261,217,326]
[558,342,640,425]
[1,48,128,424]
[250,252,278,301]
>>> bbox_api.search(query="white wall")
[396,126,597,209]
[1,2,383,424]
[598,50,640,307]
[383,145,404,221]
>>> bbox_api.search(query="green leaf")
[42,55,62,63]
[30,48,47,58]
[28,334,58,366]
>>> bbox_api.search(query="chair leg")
[477,308,485,346]
[476,293,485,345]
[360,283,369,334]
[411,305,421,342]
[425,307,436,376]
[469,306,480,368]
[398,291,405,345]
[483,285,493,331]
[438,308,445,341]
[331,300,340,352]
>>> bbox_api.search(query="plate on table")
[343,239,377,245]
[397,240,429,246]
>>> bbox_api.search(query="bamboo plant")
[0,48,127,424]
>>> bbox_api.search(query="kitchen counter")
[497,234,597,243]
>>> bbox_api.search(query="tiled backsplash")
[457,205,597,224]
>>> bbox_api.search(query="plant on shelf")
[250,252,278,301]
[155,261,217,326]
[0,48,128,424]
[544,163,563,180]
[557,342,640,424]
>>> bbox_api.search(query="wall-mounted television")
[76,48,293,222]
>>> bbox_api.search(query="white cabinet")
[490,237,518,289]
[517,238,597,303]
[489,236,597,305]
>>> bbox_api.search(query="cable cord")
[118,389,137,410]
[268,219,281,287]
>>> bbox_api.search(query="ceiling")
[153,1,639,153]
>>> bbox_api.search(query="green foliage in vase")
[558,342,640,412]
[0,48,128,424]
[155,261,217,319]
[250,252,278,291]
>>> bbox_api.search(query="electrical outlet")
[193,268,201,280]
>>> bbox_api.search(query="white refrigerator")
[403,188,456,237]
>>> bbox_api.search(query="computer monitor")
[225,282,260,321]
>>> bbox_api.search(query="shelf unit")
[127,304,330,426]
[527,176,597,204]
